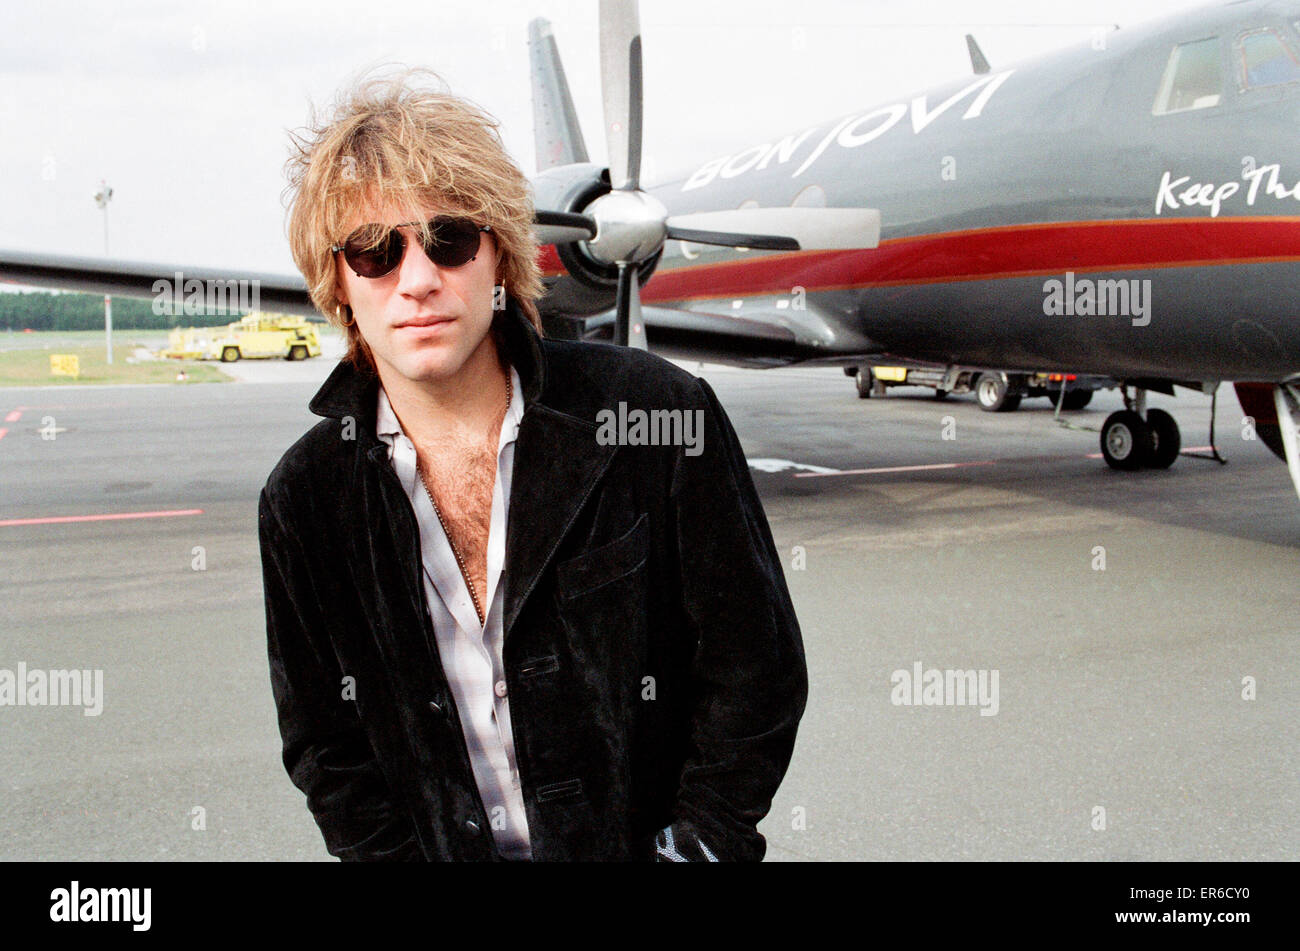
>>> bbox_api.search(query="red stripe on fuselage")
[537,217,1300,300]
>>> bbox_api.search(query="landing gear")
[1145,408,1181,469]
[1099,387,1183,471]
[1273,383,1300,504]
[1100,410,1150,470]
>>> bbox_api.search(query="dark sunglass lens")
[345,228,404,278]
[423,219,481,268]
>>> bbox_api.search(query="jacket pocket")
[536,778,585,803]
[556,512,649,600]
[552,512,651,723]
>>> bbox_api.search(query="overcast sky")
[0,0,1203,279]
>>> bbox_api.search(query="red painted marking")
[4,410,21,422]
[0,428,7,441]
[0,508,204,527]
[540,217,1300,298]
[648,217,1300,302]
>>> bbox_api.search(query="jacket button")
[494,680,508,698]
[428,699,443,715]
[465,820,481,837]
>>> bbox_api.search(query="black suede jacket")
[258,300,808,861]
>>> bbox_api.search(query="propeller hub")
[584,189,668,265]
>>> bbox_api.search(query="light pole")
[93,180,113,364]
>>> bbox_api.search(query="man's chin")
[385,349,472,386]
[371,328,494,386]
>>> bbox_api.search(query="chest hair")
[416,430,500,614]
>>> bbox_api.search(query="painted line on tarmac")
[795,461,998,478]
[791,446,1217,478]
[0,509,204,527]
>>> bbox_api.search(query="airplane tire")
[1101,410,1151,470]
[976,373,1020,412]
[221,347,240,362]
[1146,408,1181,469]
[855,367,874,399]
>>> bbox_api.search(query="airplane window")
[1237,29,1300,88]
[1152,37,1223,114]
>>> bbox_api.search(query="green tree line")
[0,291,241,332]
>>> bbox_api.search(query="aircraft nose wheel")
[1099,408,1183,470]
[1144,408,1181,469]
[1100,410,1151,470]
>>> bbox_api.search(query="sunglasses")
[332,216,491,279]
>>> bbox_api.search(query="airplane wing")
[575,299,882,368]
[0,249,315,317]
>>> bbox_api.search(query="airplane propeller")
[533,0,881,349]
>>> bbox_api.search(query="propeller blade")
[598,0,643,191]
[662,227,799,252]
[535,224,597,245]
[665,207,883,251]
[613,263,647,349]
[534,210,598,245]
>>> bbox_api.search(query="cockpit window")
[1152,37,1223,115]
[1236,28,1300,89]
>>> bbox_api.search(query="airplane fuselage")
[631,0,1300,384]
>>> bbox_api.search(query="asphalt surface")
[0,356,1295,861]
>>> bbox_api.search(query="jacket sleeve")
[259,487,424,861]
[667,376,809,861]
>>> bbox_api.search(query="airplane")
[3,0,1299,505]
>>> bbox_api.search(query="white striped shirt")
[375,366,531,860]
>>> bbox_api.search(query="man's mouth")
[394,315,455,329]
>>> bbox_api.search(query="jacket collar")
[307,296,547,428]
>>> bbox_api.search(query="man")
[259,68,807,861]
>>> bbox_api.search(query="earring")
[492,284,506,312]
[335,302,355,327]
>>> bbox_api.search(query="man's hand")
[655,820,720,862]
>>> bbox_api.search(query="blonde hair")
[283,66,543,371]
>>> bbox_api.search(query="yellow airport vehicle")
[162,312,321,362]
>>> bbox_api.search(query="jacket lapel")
[502,404,617,640]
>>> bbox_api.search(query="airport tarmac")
[0,355,1296,861]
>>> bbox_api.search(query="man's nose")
[395,229,443,296]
